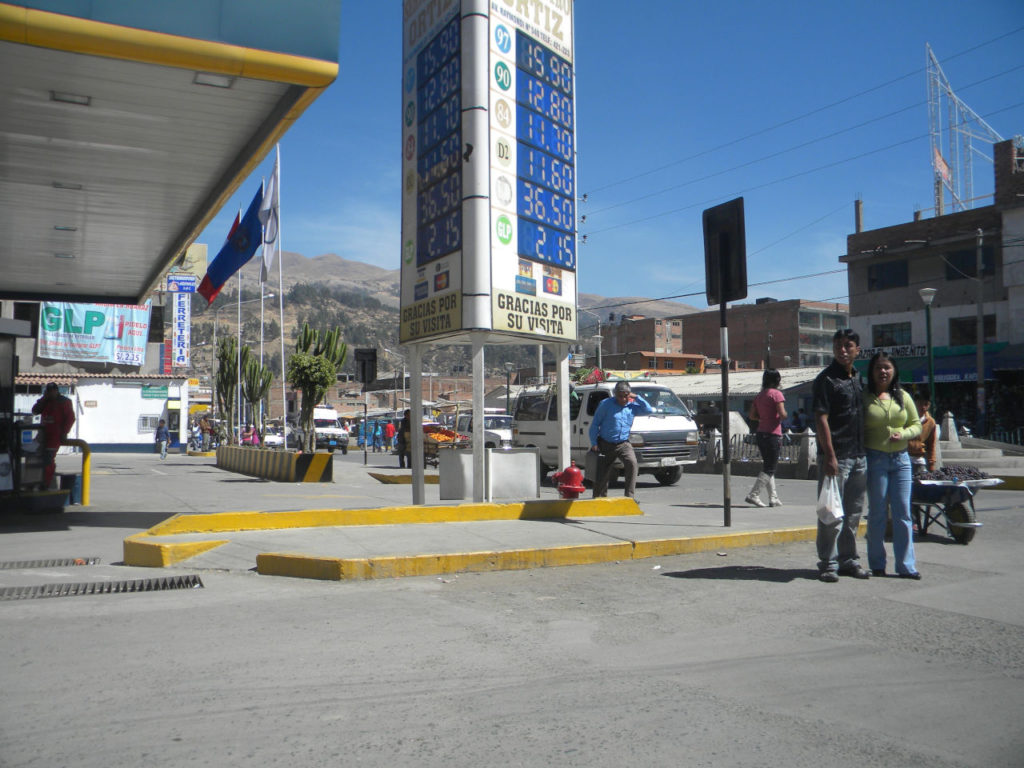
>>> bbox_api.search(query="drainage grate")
[0,557,101,570]
[0,575,204,601]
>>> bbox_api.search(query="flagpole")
[236,268,242,443]
[259,269,265,431]
[275,145,287,449]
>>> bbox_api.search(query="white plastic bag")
[816,476,844,524]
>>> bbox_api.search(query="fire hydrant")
[552,460,586,499]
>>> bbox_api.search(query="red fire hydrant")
[552,460,586,499]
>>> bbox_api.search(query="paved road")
[1,451,1022,767]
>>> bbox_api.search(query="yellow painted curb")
[254,521,870,581]
[186,450,216,457]
[368,472,440,485]
[123,534,228,567]
[121,499,642,567]
[993,475,1024,491]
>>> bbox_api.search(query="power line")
[583,25,1024,197]
[582,100,1024,239]
[583,63,1024,219]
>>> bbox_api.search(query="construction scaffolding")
[927,43,1005,215]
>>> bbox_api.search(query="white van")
[511,380,699,485]
[312,406,349,453]
[455,411,513,449]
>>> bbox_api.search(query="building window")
[655,319,662,326]
[663,360,674,369]
[672,320,681,327]
[821,313,847,330]
[13,302,39,337]
[799,311,820,328]
[949,315,996,346]
[943,246,996,281]
[867,259,908,291]
[138,415,161,433]
[799,332,834,350]
[871,322,911,347]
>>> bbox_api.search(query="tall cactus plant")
[287,322,348,452]
[215,336,238,443]
[241,348,274,442]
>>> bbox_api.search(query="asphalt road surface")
[0,452,1021,767]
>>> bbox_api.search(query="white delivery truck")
[312,406,349,453]
[511,380,699,485]
[455,410,513,449]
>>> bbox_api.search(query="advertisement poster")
[37,301,151,366]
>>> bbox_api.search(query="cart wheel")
[947,501,977,545]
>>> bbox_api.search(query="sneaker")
[819,571,840,583]
[839,565,871,580]
[745,494,768,508]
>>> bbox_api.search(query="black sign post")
[703,197,748,527]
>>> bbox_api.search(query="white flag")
[258,149,280,283]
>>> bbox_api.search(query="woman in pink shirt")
[745,369,787,507]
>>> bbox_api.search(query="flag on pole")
[258,150,280,284]
[198,185,264,305]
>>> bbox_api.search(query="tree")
[241,347,273,442]
[287,322,348,452]
[215,336,238,444]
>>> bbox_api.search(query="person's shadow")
[664,565,818,582]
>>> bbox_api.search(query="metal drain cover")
[0,574,204,600]
[0,557,101,570]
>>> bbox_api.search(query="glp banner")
[37,301,151,366]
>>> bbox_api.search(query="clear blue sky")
[198,1,1024,311]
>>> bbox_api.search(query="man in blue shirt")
[589,381,653,498]
[155,419,170,460]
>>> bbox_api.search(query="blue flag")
[198,185,264,304]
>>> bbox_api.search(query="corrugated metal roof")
[16,372,187,385]
[658,368,820,398]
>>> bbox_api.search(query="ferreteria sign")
[37,301,152,366]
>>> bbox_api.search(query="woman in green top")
[863,352,923,579]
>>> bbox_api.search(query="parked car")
[262,428,285,448]
[455,412,513,449]
[312,406,349,453]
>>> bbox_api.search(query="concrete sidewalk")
[97,451,834,580]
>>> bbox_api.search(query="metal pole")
[720,300,731,528]
[926,303,935,400]
[975,228,985,436]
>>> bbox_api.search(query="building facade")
[602,315,684,357]
[842,138,1024,438]
[669,299,850,370]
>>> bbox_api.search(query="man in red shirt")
[31,383,75,489]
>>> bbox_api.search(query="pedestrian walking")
[745,369,787,507]
[155,418,170,460]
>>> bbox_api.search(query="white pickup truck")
[312,406,349,453]
[511,380,699,485]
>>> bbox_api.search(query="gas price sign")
[489,1,577,342]
[401,2,464,343]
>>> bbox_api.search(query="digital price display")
[513,30,576,269]
[416,16,461,267]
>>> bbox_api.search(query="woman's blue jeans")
[866,448,916,575]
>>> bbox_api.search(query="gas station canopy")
[0,1,339,304]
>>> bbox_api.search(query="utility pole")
[975,228,986,436]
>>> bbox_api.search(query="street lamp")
[504,361,515,415]
[919,287,937,403]
[579,308,603,368]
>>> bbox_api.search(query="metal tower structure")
[927,43,1005,216]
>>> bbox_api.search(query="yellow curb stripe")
[368,472,440,485]
[123,534,228,567]
[993,475,1024,491]
[254,522,868,581]
[140,498,642,537]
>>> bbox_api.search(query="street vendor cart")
[912,477,1002,545]
[422,424,468,467]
